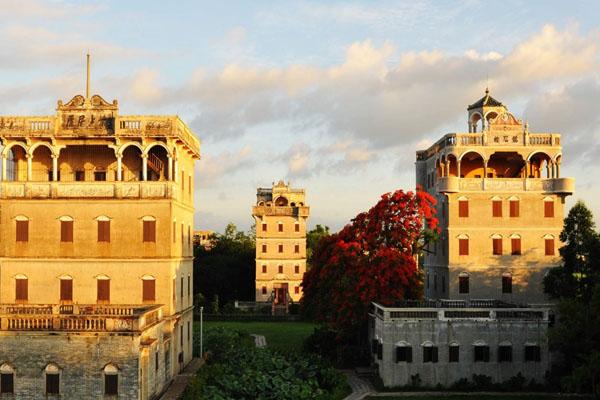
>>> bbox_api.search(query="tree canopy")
[306,224,331,268]
[301,188,438,334]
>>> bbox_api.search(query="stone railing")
[252,206,310,217]
[0,304,162,332]
[437,177,574,194]
[0,181,179,200]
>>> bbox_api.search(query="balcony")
[0,304,162,332]
[252,206,310,217]
[0,181,179,200]
[436,177,574,194]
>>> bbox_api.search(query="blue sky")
[2,0,600,232]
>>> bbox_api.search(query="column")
[174,158,179,183]
[26,154,32,181]
[483,159,488,179]
[142,154,148,181]
[525,160,530,178]
[167,155,173,181]
[1,155,6,181]
[52,155,58,181]
[556,162,560,178]
[445,161,450,177]
[457,160,461,178]
[116,155,122,181]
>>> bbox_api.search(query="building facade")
[416,89,574,304]
[0,61,200,399]
[193,230,214,249]
[252,181,309,307]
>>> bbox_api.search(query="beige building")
[416,89,574,304]
[252,181,309,308]
[0,58,200,399]
[193,230,214,249]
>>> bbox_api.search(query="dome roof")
[467,88,503,110]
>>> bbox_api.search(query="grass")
[196,320,317,352]
[365,397,581,400]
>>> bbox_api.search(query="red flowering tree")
[301,188,438,334]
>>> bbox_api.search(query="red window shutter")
[278,244,283,253]
[509,201,519,217]
[278,223,283,232]
[295,286,300,294]
[262,223,267,232]
[262,244,267,253]
[458,201,469,218]
[492,200,502,217]
[16,220,29,242]
[544,201,554,218]
[459,239,469,255]
[61,220,73,242]
[278,265,283,273]
[16,279,28,301]
[545,239,555,255]
[143,279,155,302]
[511,238,521,255]
[295,244,299,253]
[262,286,267,295]
[143,220,156,242]
[98,221,110,242]
[295,224,299,232]
[295,265,299,274]
[492,238,502,255]
[97,279,110,302]
[60,279,73,301]
[262,265,267,273]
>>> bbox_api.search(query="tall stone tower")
[416,89,574,304]
[0,57,200,399]
[252,181,309,309]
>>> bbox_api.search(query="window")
[60,277,73,302]
[278,244,283,253]
[143,219,156,242]
[142,277,156,302]
[60,217,73,242]
[45,364,60,395]
[502,274,512,294]
[458,274,469,294]
[395,346,412,363]
[294,244,300,253]
[16,218,29,242]
[544,200,554,218]
[492,199,502,217]
[155,352,159,371]
[525,345,541,362]
[459,238,469,256]
[104,364,118,396]
[261,286,267,295]
[434,274,437,290]
[94,171,106,181]
[377,342,383,360]
[0,364,14,394]
[262,223,267,232]
[509,199,520,217]
[492,237,503,255]
[262,244,267,253]
[97,277,110,303]
[15,276,28,302]
[75,170,85,181]
[180,277,184,299]
[545,238,555,256]
[498,345,512,362]
[262,265,267,274]
[278,222,283,232]
[511,237,521,255]
[449,345,459,362]
[278,265,283,274]
[423,346,439,363]
[458,199,469,218]
[294,265,300,274]
[97,218,110,242]
[294,286,300,294]
[295,223,300,232]
[474,345,490,362]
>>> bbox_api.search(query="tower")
[416,89,574,303]
[252,181,309,311]
[0,57,200,398]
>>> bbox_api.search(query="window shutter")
[143,220,156,242]
[295,224,300,232]
[1,373,14,394]
[46,374,59,395]
[105,374,118,395]
[545,239,555,255]
[97,279,110,302]
[544,201,554,218]
[16,279,28,301]
[16,220,29,242]
[511,238,521,255]
[432,347,438,363]
[502,276,512,294]
[510,200,519,217]
[98,221,110,242]
[262,265,267,273]
[407,346,413,363]
[492,200,502,217]
[458,201,469,218]
[60,279,73,301]
[278,223,283,232]
[295,244,299,253]
[262,223,267,232]
[459,276,469,294]
[459,238,469,255]
[376,343,383,360]
[484,346,490,362]
[143,279,155,302]
[493,238,502,255]
[61,220,74,242]
[278,244,283,253]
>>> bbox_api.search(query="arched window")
[508,196,520,217]
[103,364,119,396]
[543,196,554,218]
[96,215,111,243]
[457,234,469,256]
[142,216,156,243]
[510,234,522,255]
[498,340,513,362]
[421,341,438,363]
[394,341,412,363]
[449,342,460,363]
[15,274,28,302]
[15,215,29,242]
[502,273,512,294]
[59,216,74,242]
[0,364,14,394]
[142,275,156,303]
[458,196,469,218]
[275,196,288,206]
[458,272,469,294]
[543,234,555,256]
[59,275,73,302]
[96,274,110,303]
[45,363,60,395]
[473,340,490,362]
[491,233,503,255]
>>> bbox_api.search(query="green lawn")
[366,396,583,400]
[196,321,317,352]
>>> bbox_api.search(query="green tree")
[306,224,330,268]
[194,223,255,308]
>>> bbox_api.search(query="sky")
[1,0,600,232]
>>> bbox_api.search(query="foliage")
[184,327,350,400]
[301,188,438,334]
[306,224,331,268]
[194,223,255,306]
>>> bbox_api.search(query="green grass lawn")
[366,396,582,400]
[196,321,317,352]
